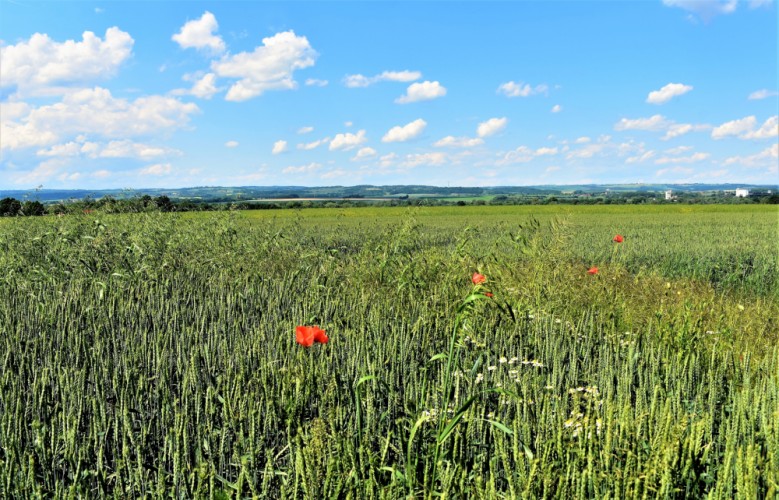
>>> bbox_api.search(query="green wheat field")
[1,204,777,498]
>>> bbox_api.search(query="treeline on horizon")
[2,190,778,217]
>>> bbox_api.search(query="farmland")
[0,205,777,497]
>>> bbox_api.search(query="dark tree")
[21,200,46,216]
[0,197,22,216]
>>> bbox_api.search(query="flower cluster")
[586,235,624,275]
[295,325,329,347]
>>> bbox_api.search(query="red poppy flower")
[485,292,494,298]
[296,325,328,347]
[587,267,599,275]
[472,273,486,284]
[613,234,624,243]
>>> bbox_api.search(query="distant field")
[1,204,777,496]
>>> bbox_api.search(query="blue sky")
[1,0,777,189]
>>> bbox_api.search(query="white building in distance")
[735,188,750,198]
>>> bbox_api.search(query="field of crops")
[0,205,777,497]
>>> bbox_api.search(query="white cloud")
[297,126,314,134]
[575,136,591,144]
[655,152,710,164]
[742,116,778,139]
[305,78,328,87]
[711,116,757,139]
[282,162,321,174]
[139,163,173,176]
[329,130,367,151]
[344,121,353,127]
[646,83,693,104]
[566,143,606,160]
[497,81,548,98]
[297,137,330,150]
[401,152,447,167]
[662,123,711,140]
[433,136,484,148]
[665,145,694,154]
[0,27,133,95]
[477,117,508,138]
[343,70,421,88]
[225,140,239,148]
[36,139,179,159]
[551,104,562,113]
[352,147,378,160]
[662,0,738,20]
[748,89,779,100]
[395,81,447,103]
[497,145,558,165]
[172,11,225,53]
[614,114,672,131]
[382,119,427,143]
[172,72,220,99]
[535,147,558,156]
[211,31,317,101]
[1,87,199,151]
[723,143,778,167]
[626,151,656,163]
[498,146,534,164]
[272,140,288,154]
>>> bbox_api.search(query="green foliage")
[0,206,777,497]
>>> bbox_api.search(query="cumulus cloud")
[329,130,367,151]
[551,104,562,113]
[305,78,328,87]
[211,31,317,101]
[662,0,738,20]
[297,137,330,150]
[723,143,778,167]
[646,83,693,104]
[626,151,656,164]
[654,152,710,164]
[748,89,779,100]
[382,119,427,143]
[395,81,446,103]
[614,114,673,131]
[139,163,173,176]
[1,87,199,151]
[297,126,314,134]
[272,140,288,154]
[343,70,421,88]
[742,116,778,139]
[172,73,220,99]
[282,162,321,174]
[662,123,711,140]
[352,147,377,160]
[36,138,181,160]
[575,136,591,144]
[497,81,548,98]
[433,136,484,148]
[535,147,558,156]
[172,11,225,53]
[497,145,558,165]
[477,117,508,138]
[0,27,133,95]
[401,152,447,167]
[711,116,757,139]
